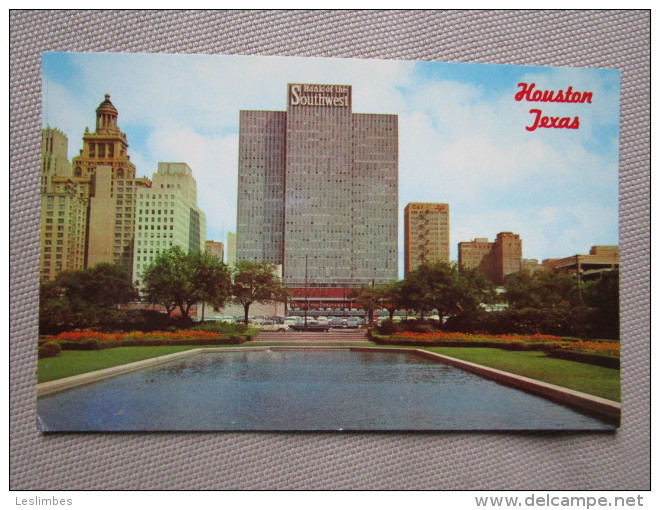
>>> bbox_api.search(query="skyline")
[42,52,620,276]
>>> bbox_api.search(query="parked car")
[284,317,302,326]
[253,320,289,332]
[345,318,361,329]
[330,317,345,328]
[289,320,330,332]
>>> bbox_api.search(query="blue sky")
[42,52,620,275]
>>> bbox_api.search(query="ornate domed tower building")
[72,94,151,274]
[71,94,137,185]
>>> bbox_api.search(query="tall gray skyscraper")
[237,83,398,307]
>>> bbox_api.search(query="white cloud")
[141,127,238,243]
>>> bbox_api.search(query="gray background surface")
[9,10,650,490]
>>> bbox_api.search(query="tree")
[189,251,233,321]
[141,246,231,319]
[583,270,619,339]
[350,285,381,325]
[39,278,74,330]
[375,280,404,320]
[55,263,138,312]
[38,263,139,333]
[502,269,612,338]
[231,261,288,324]
[350,281,404,324]
[399,262,495,321]
[504,270,581,309]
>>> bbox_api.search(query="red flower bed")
[55,329,222,342]
[392,331,564,343]
[564,340,620,357]
[385,331,619,357]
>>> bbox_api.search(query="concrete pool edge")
[36,346,621,424]
[363,347,621,424]
[36,347,272,397]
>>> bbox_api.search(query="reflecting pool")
[37,350,615,431]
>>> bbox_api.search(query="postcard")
[36,52,620,431]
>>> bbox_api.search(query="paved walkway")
[252,329,369,343]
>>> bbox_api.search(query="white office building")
[132,162,206,286]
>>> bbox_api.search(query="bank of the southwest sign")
[289,83,351,108]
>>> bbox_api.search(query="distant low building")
[542,245,619,278]
[521,258,544,274]
[205,240,224,262]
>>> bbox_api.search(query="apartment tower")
[404,202,450,275]
[39,128,87,280]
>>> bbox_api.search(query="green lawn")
[418,347,620,402]
[37,345,227,383]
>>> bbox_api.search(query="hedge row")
[39,309,194,335]
[378,308,619,340]
[368,332,562,351]
[545,350,620,369]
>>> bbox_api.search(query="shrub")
[376,319,397,335]
[400,319,438,334]
[38,341,61,358]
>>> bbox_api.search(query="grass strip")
[38,345,238,383]
[37,342,377,382]
[417,347,620,402]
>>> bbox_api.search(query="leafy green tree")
[141,246,231,319]
[39,278,73,330]
[352,281,406,323]
[350,285,381,325]
[400,262,495,321]
[501,269,620,338]
[375,280,404,320]
[38,263,138,333]
[139,249,182,317]
[55,263,138,311]
[189,251,232,321]
[583,270,619,339]
[504,270,581,309]
[231,261,288,324]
